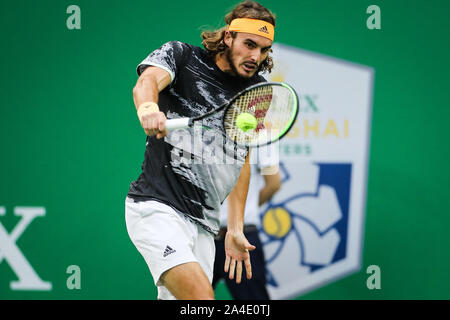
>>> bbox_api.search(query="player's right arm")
[132,66,172,139]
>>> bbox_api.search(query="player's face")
[225,32,272,78]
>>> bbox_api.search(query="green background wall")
[1,0,449,299]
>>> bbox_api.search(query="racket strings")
[264,86,294,138]
[224,83,297,146]
[224,85,273,144]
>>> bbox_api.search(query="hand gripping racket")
[165,82,299,147]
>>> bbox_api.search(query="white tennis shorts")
[125,197,215,300]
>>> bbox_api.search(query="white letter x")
[0,207,52,290]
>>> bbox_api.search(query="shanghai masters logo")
[259,162,353,299]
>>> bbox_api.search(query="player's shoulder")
[159,41,209,61]
[158,40,194,52]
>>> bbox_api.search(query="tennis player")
[125,0,277,300]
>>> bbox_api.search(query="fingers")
[243,237,256,252]
[224,255,230,273]
[247,244,256,251]
[226,258,249,283]
[156,129,168,139]
[150,117,158,133]
[228,259,236,281]
[228,259,243,284]
[140,112,167,137]
[245,256,252,280]
[236,260,242,284]
[155,115,168,139]
[157,116,166,132]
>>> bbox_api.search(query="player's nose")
[249,49,261,63]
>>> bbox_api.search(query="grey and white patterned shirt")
[127,41,266,235]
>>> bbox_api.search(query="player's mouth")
[242,62,258,73]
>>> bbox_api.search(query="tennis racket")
[165,82,299,147]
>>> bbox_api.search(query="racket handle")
[165,118,190,131]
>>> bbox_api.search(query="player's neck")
[215,52,237,77]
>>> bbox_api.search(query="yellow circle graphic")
[262,207,292,239]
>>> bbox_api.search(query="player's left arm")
[224,151,256,284]
[258,165,281,206]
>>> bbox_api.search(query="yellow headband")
[228,18,275,41]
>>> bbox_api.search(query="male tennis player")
[126,0,277,300]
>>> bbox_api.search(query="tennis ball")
[236,112,258,132]
[262,207,292,239]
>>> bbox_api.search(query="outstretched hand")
[224,231,256,284]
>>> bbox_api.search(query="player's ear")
[223,31,233,47]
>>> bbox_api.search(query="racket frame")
[165,82,299,147]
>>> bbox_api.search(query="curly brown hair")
[201,1,276,73]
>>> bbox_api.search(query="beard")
[224,44,264,78]
[225,46,241,77]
